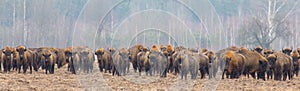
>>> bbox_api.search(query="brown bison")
[291,50,300,76]
[64,47,81,74]
[222,51,245,79]
[112,48,130,76]
[148,50,167,77]
[51,48,67,69]
[95,48,113,73]
[1,46,13,73]
[79,47,95,73]
[174,50,199,80]
[206,51,218,78]
[194,51,210,79]
[129,45,144,73]
[267,52,293,81]
[16,45,34,74]
[137,48,151,76]
[41,49,56,74]
[12,48,20,71]
[238,47,269,81]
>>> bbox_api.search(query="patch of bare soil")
[1,63,300,91]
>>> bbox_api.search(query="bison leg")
[23,64,28,74]
[0,61,1,72]
[221,70,226,79]
[295,67,299,76]
[17,64,21,73]
[250,72,256,79]
[133,61,137,73]
[283,72,287,81]
[200,69,206,79]
[51,64,55,74]
[3,61,7,73]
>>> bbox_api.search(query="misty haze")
[0,0,300,90]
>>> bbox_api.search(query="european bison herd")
[1,44,300,82]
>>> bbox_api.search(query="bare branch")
[280,1,298,23]
[274,0,287,14]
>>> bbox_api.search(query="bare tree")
[239,0,298,48]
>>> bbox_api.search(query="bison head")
[291,51,300,66]
[2,46,13,61]
[16,45,27,60]
[266,54,277,69]
[254,46,263,53]
[42,52,52,63]
[282,48,292,56]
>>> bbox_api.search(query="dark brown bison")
[238,47,269,81]
[267,52,293,81]
[222,51,245,79]
[16,45,33,74]
[194,51,210,79]
[95,48,113,73]
[291,50,300,76]
[129,45,144,73]
[137,48,151,76]
[1,46,13,73]
[112,48,130,76]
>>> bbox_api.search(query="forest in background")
[0,0,299,50]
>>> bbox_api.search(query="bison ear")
[128,55,131,60]
[259,60,263,65]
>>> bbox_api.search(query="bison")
[64,47,81,74]
[16,45,34,74]
[206,51,219,78]
[1,46,13,73]
[112,48,130,76]
[79,47,95,73]
[267,52,293,81]
[148,50,167,77]
[95,48,113,73]
[222,51,245,79]
[129,45,144,73]
[174,50,199,80]
[238,47,269,81]
[41,49,55,74]
[291,50,300,76]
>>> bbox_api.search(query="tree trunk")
[23,0,27,45]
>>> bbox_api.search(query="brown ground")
[1,63,300,91]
